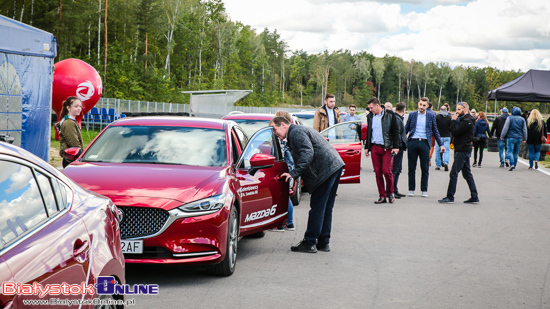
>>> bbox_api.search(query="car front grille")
[118,206,170,239]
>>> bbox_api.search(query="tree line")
[3,0,546,113]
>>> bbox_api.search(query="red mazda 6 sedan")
[63,117,289,276]
[0,142,125,308]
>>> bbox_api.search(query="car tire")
[94,294,118,309]
[208,206,238,276]
[290,177,301,206]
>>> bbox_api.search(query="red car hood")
[64,162,227,208]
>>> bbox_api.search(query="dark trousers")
[407,139,430,192]
[446,151,478,199]
[392,149,404,194]
[473,138,487,164]
[371,145,394,198]
[304,167,343,246]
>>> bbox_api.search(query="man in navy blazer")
[405,97,445,197]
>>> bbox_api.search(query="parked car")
[292,111,316,128]
[222,113,303,205]
[63,117,289,276]
[0,141,125,308]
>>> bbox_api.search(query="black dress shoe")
[394,194,401,199]
[388,194,395,203]
[374,197,387,204]
[291,240,317,253]
[316,243,330,252]
[395,192,406,198]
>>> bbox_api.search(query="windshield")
[82,126,227,166]
[294,114,314,128]
[229,119,271,137]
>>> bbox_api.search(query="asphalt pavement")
[126,149,550,309]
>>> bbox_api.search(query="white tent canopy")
[181,90,252,117]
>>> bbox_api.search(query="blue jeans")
[304,167,342,246]
[435,137,451,168]
[407,139,430,192]
[497,139,507,165]
[287,197,293,225]
[528,144,542,168]
[506,138,521,167]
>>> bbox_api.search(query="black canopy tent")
[486,69,550,114]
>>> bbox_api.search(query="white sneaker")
[421,191,428,198]
[408,191,414,197]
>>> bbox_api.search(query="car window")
[240,128,278,169]
[82,126,227,167]
[0,161,49,250]
[231,130,242,165]
[229,119,271,138]
[51,178,69,210]
[233,126,248,147]
[320,121,361,144]
[35,171,59,216]
[294,114,314,128]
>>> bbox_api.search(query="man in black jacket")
[491,108,509,167]
[435,105,452,171]
[438,102,479,204]
[271,116,345,253]
[392,102,408,199]
[364,97,400,204]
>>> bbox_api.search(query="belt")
[408,138,427,141]
[373,143,385,148]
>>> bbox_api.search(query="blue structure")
[0,14,57,161]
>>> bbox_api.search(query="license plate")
[121,240,143,254]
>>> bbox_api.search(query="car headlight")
[169,194,228,218]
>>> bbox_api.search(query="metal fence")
[96,98,367,118]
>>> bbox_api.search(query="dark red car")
[0,142,125,308]
[63,117,289,276]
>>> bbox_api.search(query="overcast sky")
[223,0,550,72]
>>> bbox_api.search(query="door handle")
[73,240,90,263]
[345,150,360,155]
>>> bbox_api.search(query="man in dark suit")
[405,97,445,198]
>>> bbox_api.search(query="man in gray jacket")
[501,106,527,171]
[271,116,345,253]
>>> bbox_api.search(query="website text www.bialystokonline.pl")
[22,297,136,306]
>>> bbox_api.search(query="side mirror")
[64,147,82,162]
[248,153,275,176]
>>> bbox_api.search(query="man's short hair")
[395,102,406,112]
[440,106,447,111]
[271,116,291,126]
[420,97,429,103]
[428,102,433,109]
[325,93,335,101]
[348,104,357,109]
[367,97,380,106]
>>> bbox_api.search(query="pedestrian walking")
[363,97,400,204]
[472,111,492,168]
[392,102,408,199]
[435,105,452,171]
[438,102,479,204]
[491,108,510,167]
[526,109,547,170]
[313,93,341,132]
[501,107,527,171]
[56,96,84,168]
[271,116,344,253]
[405,97,445,197]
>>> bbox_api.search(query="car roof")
[110,116,228,130]
[0,142,62,177]
[222,113,274,120]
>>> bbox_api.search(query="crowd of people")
[270,94,548,253]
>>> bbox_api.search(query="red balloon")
[52,58,102,130]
